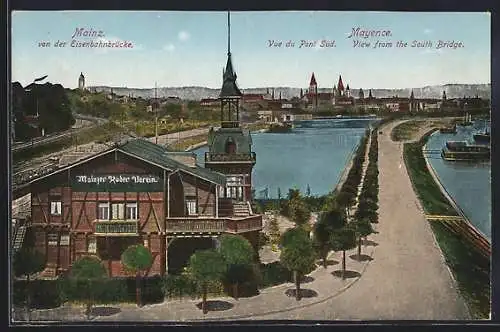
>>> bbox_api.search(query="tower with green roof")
[205,11,256,202]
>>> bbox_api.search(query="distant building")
[78,72,85,90]
[242,93,264,103]
[200,98,219,107]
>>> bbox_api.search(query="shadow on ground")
[300,276,315,284]
[316,259,340,267]
[90,306,121,317]
[349,254,374,262]
[331,270,361,279]
[362,239,379,247]
[284,288,318,299]
[195,300,234,312]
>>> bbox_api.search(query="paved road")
[267,120,470,320]
[146,127,210,146]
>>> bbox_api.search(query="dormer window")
[225,137,236,154]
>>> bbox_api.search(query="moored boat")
[268,122,293,133]
[473,130,490,144]
[457,113,473,126]
[439,124,457,134]
[441,140,490,161]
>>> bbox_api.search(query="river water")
[424,120,491,240]
[193,117,490,240]
[193,118,379,199]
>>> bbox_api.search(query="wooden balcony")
[166,215,262,235]
[94,220,139,236]
[205,152,256,163]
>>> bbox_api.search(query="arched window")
[225,137,236,154]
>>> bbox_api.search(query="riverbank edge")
[423,132,490,241]
[402,128,490,319]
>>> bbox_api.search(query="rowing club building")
[20,13,262,278]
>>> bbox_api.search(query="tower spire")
[227,10,231,56]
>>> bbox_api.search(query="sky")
[11,11,491,89]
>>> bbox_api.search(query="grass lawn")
[403,136,457,216]
[429,221,490,319]
[404,130,490,319]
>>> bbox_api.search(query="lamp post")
[24,75,48,146]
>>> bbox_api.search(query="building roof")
[337,75,345,91]
[219,55,242,98]
[207,127,252,154]
[309,72,317,86]
[24,138,226,187]
[119,139,226,185]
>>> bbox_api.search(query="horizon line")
[81,82,492,90]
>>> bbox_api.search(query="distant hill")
[88,84,491,101]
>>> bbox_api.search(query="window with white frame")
[218,185,225,198]
[186,198,197,216]
[50,201,62,215]
[98,202,110,220]
[111,203,125,220]
[126,202,138,220]
[60,234,70,246]
[143,238,149,248]
[48,233,58,246]
[226,176,244,200]
[87,238,96,253]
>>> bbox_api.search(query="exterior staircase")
[233,201,251,217]
[12,225,27,254]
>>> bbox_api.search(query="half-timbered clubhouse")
[15,12,262,279]
[21,136,262,278]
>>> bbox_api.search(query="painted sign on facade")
[72,174,163,192]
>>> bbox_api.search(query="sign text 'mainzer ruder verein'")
[72,174,163,191]
[75,175,159,184]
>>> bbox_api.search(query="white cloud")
[178,31,190,42]
[163,43,175,52]
[424,28,433,34]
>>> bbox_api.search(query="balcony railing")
[166,215,262,234]
[94,220,139,236]
[205,152,256,163]
[166,218,226,233]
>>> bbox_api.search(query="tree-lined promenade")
[13,119,477,322]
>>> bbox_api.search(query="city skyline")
[12,11,491,89]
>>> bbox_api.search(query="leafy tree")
[330,227,357,280]
[268,215,281,245]
[349,219,376,258]
[121,244,154,307]
[288,193,311,226]
[287,188,301,201]
[218,235,255,300]
[188,249,227,314]
[313,208,346,268]
[335,190,354,210]
[65,255,108,319]
[280,230,316,301]
[12,248,45,321]
[280,227,310,248]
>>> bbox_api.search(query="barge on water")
[441,141,490,161]
[439,124,457,134]
[268,122,293,133]
[473,130,490,144]
[457,113,473,126]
